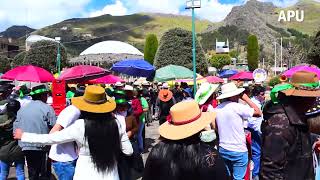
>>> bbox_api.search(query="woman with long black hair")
[14,86,133,180]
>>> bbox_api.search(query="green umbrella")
[154,65,194,82]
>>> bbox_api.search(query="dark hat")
[0,84,14,92]
[6,99,21,113]
[30,85,49,96]
[19,85,30,97]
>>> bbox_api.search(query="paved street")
[7,120,160,180]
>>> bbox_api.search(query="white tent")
[80,40,143,56]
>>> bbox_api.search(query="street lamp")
[186,0,201,96]
[55,37,61,75]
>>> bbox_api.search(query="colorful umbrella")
[87,75,125,84]
[1,65,54,83]
[229,71,253,80]
[205,76,224,83]
[111,59,155,77]
[58,65,110,83]
[218,69,238,78]
[282,65,320,78]
[154,65,194,82]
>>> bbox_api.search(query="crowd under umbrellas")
[0,61,320,180]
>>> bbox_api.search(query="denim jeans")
[249,129,262,178]
[52,160,77,180]
[137,121,145,153]
[219,147,248,180]
[0,160,25,180]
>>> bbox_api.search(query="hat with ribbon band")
[30,85,49,96]
[270,71,320,104]
[71,85,116,113]
[159,100,216,140]
[195,83,219,105]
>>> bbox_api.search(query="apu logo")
[278,10,304,22]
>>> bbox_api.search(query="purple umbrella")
[282,65,320,78]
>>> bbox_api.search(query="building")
[69,40,144,68]
[215,39,229,54]
[0,38,19,58]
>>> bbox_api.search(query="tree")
[23,40,67,72]
[154,28,208,74]
[0,56,12,73]
[144,34,158,65]
[12,51,27,67]
[209,54,231,71]
[308,30,320,67]
[247,35,259,71]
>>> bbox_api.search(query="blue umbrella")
[111,59,155,77]
[218,69,238,78]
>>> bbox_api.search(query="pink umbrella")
[58,65,110,83]
[87,75,125,84]
[229,71,253,80]
[1,65,54,83]
[205,76,224,83]
[282,65,320,78]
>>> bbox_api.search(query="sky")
[0,0,314,31]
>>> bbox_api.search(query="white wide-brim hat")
[195,82,219,105]
[217,82,245,100]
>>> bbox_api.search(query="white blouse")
[21,119,133,180]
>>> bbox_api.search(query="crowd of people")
[0,70,319,180]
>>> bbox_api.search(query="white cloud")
[195,0,237,22]
[0,0,90,31]
[258,0,298,7]
[89,0,128,17]
[122,0,182,14]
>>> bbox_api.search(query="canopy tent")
[154,65,194,82]
[80,41,143,56]
[58,65,110,83]
[218,69,238,78]
[111,59,155,78]
[282,65,320,78]
[1,65,54,83]
[229,71,253,80]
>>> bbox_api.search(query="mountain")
[278,0,320,35]
[32,13,211,56]
[217,0,319,61]
[0,25,35,39]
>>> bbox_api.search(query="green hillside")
[276,0,320,35]
[33,13,212,56]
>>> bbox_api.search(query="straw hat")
[217,82,245,100]
[115,82,124,87]
[123,85,134,91]
[142,81,150,86]
[281,71,320,97]
[71,85,116,113]
[159,100,215,140]
[195,83,219,105]
[162,83,169,89]
[158,89,173,102]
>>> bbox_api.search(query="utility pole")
[55,37,61,75]
[274,42,277,76]
[186,0,201,96]
[280,37,283,72]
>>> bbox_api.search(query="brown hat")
[158,89,173,102]
[159,100,215,140]
[71,85,116,113]
[281,71,320,97]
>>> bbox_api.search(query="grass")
[274,0,320,35]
